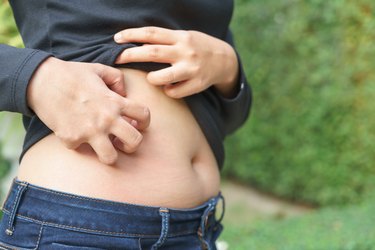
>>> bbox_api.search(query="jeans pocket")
[0,214,43,250]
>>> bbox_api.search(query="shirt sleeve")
[0,44,52,117]
[210,29,252,135]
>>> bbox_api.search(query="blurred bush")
[0,151,10,184]
[0,1,22,47]
[224,0,375,206]
[0,1,23,191]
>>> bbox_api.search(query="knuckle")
[59,133,80,149]
[83,123,97,137]
[86,112,115,135]
[186,47,198,59]
[163,71,175,83]
[144,26,156,39]
[97,113,115,131]
[149,46,159,58]
[179,30,192,43]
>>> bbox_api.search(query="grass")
[220,195,375,249]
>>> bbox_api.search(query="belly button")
[191,155,200,169]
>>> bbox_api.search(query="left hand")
[114,26,239,98]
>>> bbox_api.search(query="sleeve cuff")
[13,49,52,117]
[214,52,252,135]
[215,51,250,105]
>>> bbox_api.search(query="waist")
[18,68,220,209]
[1,179,224,237]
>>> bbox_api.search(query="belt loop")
[199,203,214,237]
[151,207,170,250]
[198,197,217,250]
[216,192,225,225]
[198,193,225,250]
[5,181,28,236]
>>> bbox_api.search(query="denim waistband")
[1,178,224,239]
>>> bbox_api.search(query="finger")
[114,26,177,45]
[147,64,192,86]
[120,99,151,130]
[111,120,144,153]
[113,137,138,154]
[89,136,118,165]
[115,45,177,64]
[163,79,204,99]
[118,116,141,133]
[94,64,126,97]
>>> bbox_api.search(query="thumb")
[94,64,126,97]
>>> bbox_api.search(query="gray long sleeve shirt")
[0,0,252,168]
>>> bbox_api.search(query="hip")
[0,179,224,249]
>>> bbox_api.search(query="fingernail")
[114,33,122,42]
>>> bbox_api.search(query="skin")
[27,26,239,164]
[20,67,220,208]
[20,26,239,208]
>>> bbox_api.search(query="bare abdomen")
[17,68,220,209]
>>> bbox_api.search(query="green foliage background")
[0,1,22,47]
[224,0,375,206]
[0,1,20,183]
[222,197,375,249]
[1,0,375,248]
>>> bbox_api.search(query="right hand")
[27,57,150,165]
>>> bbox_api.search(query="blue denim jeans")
[0,179,224,249]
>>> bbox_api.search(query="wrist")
[213,44,239,98]
[27,56,59,111]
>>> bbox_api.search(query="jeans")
[0,179,224,250]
